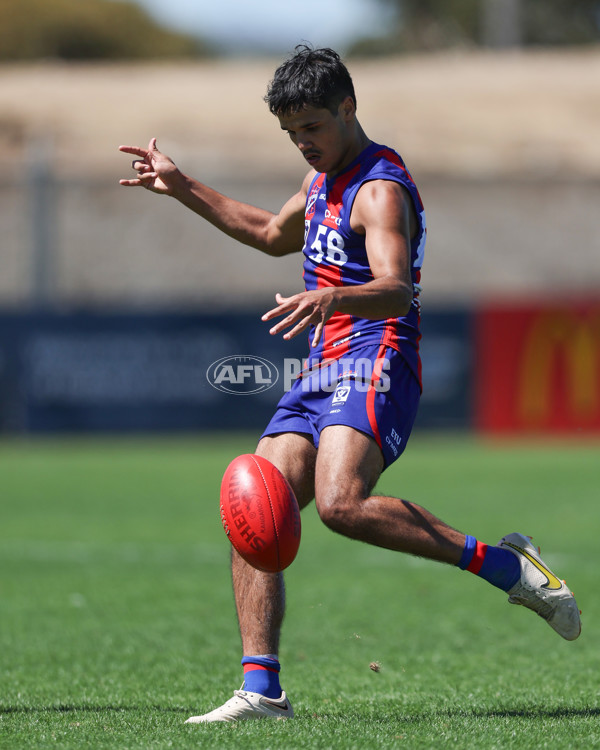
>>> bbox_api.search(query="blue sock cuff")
[241,656,280,673]
[242,656,282,698]
[457,535,477,570]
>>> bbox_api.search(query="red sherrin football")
[220,454,301,573]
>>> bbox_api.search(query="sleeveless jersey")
[302,141,426,386]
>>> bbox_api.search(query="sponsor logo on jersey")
[331,331,362,348]
[324,208,342,227]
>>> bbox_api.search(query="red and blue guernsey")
[302,141,426,386]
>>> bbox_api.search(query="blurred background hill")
[0,0,598,308]
[2,0,598,60]
[0,0,211,61]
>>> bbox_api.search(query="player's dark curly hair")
[265,44,357,117]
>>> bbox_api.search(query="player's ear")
[339,96,356,121]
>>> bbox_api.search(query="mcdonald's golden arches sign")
[475,302,600,434]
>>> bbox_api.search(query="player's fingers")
[119,178,143,187]
[311,321,323,347]
[262,299,298,322]
[136,173,160,190]
[119,145,148,157]
[130,160,149,172]
[119,171,157,187]
[282,314,315,340]
[267,302,308,333]
[138,171,157,181]
[268,316,295,335]
[262,307,280,322]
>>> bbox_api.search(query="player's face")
[278,99,357,176]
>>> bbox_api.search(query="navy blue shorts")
[261,345,420,468]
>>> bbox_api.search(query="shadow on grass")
[0,704,190,714]
[2,704,599,721]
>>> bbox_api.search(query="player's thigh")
[256,431,317,509]
[314,425,383,513]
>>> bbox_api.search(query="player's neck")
[327,124,372,179]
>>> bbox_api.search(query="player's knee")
[315,485,362,534]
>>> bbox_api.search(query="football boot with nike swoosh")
[185,687,293,723]
[498,532,581,641]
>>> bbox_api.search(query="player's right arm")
[119,138,310,257]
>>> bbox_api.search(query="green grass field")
[1,434,598,749]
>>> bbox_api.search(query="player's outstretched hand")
[118,138,179,195]
[262,290,337,348]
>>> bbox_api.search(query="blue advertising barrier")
[417,308,473,430]
[0,310,472,433]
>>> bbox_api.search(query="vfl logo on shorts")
[331,383,351,406]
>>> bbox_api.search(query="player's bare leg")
[186,433,316,723]
[313,425,580,640]
[231,550,285,655]
[315,425,464,563]
[232,432,316,655]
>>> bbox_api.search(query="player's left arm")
[263,179,416,346]
[343,178,416,316]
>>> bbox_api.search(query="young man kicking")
[119,45,581,722]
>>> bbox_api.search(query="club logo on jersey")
[305,178,324,220]
[306,190,318,216]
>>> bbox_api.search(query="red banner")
[475,302,600,434]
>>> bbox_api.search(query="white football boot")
[498,532,581,641]
[185,688,293,723]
